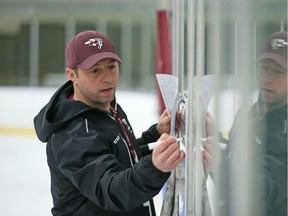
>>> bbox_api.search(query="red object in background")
[155,10,172,114]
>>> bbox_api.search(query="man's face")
[73,58,119,110]
[257,59,287,110]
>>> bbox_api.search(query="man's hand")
[205,112,217,137]
[202,136,221,173]
[152,133,185,172]
[157,109,181,135]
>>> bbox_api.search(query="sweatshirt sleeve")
[137,124,161,145]
[136,124,161,156]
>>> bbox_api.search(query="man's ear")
[66,68,77,82]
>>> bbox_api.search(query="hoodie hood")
[34,81,95,142]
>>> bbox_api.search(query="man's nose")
[261,68,275,80]
[102,67,113,80]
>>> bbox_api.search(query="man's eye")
[258,64,267,71]
[91,69,99,73]
[109,65,116,70]
[274,68,285,74]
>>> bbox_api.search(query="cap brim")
[77,52,122,70]
[257,53,287,70]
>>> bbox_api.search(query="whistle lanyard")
[110,107,138,163]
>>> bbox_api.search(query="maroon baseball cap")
[257,31,288,70]
[65,30,122,70]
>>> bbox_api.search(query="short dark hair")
[73,67,79,77]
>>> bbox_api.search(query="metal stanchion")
[185,0,195,215]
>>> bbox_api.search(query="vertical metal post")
[140,20,152,88]
[120,18,132,88]
[170,0,183,137]
[177,0,185,92]
[96,18,107,35]
[177,1,185,214]
[280,20,285,31]
[171,0,179,79]
[29,18,39,86]
[185,0,195,215]
[65,18,76,42]
[207,0,221,215]
[194,0,205,215]
[231,0,255,215]
[65,18,76,72]
[172,0,186,215]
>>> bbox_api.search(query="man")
[34,30,185,216]
[203,31,287,215]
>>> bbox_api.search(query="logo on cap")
[84,38,103,49]
[271,38,288,50]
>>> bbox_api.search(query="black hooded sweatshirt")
[34,81,170,216]
[219,101,287,216]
